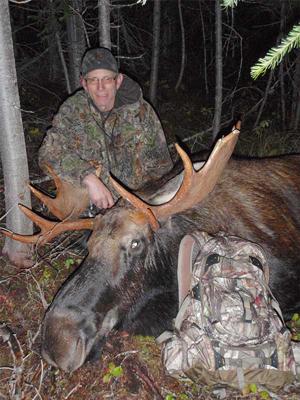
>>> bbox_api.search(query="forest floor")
[1,81,300,399]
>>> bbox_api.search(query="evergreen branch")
[251,23,300,80]
[222,0,239,8]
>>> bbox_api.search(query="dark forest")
[0,1,300,399]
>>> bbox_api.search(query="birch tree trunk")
[0,0,33,266]
[67,0,86,92]
[149,0,161,106]
[212,0,223,142]
[98,0,111,49]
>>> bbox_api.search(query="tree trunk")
[199,0,209,96]
[47,0,61,82]
[175,0,185,91]
[149,0,161,107]
[98,0,111,49]
[117,9,137,75]
[212,0,222,142]
[279,0,286,130]
[66,0,86,92]
[0,0,33,267]
[292,49,300,131]
[56,31,72,94]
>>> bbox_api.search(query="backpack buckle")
[191,283,201,300]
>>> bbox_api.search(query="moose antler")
[0,165,93,245]
[1,205,94,245]
[0,124,239,244]
[110,122,240,229]
[31,165,90,220]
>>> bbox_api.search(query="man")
[39,47,173,210]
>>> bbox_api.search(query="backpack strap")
[177,233,205,307]
[177,235,195,308]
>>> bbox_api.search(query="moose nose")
[41,310,89,372]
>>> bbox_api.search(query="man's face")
[82,69,123,112]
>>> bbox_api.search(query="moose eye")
[130,239,140,249]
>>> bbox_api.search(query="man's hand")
[82,174,114,209]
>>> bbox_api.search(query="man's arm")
[82,174,114,209]
[38,98,116,209]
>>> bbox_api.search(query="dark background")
[9,0,300,172]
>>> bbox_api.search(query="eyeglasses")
[85,76,117,87]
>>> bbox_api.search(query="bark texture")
[0,0,33,266]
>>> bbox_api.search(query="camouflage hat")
[81,48,118,76]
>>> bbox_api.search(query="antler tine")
[45,164,62,191]
[109,179,160,230]
[110,123,240,229]
[30,165,90,220]
[0,204,95,245]
[151,123,240,219]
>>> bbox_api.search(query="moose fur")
[40,153,300,372]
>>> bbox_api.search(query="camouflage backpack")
[157,231,296,391]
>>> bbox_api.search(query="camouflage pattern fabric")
[38,75,173,200]
[158,231,296,392]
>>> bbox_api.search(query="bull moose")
[2,123,300,373]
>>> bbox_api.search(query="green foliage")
[259,390,271,399]
[249,383,257,393]
[222,0,300,79]
[243,383,270,398]
[165,395,175,400]
[251,24,300,79]
[222,0,239,8]
[287,313,300,341]
[64,258,75,268]
[102,362,124,384]
[40,267,54,283]
[165,393,189,400]
[28,127,42,138]
[178,394,189,400]
[292,313,300,322]
[134,335,155,343]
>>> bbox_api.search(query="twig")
[68,5,91,48]
[30,175,52,185]
[125,359,164,400]
[0,203,19,222]
[37,360,45,399]
[27,324,42,350]
[30,273,49,309]
[32,386,43,400]
[253,71,274,129]
[9,0,32,3]
[22,77,62,102]
[64,383,82,399]
[0,323,25,399]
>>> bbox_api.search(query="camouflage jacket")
[38,75,173,198]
